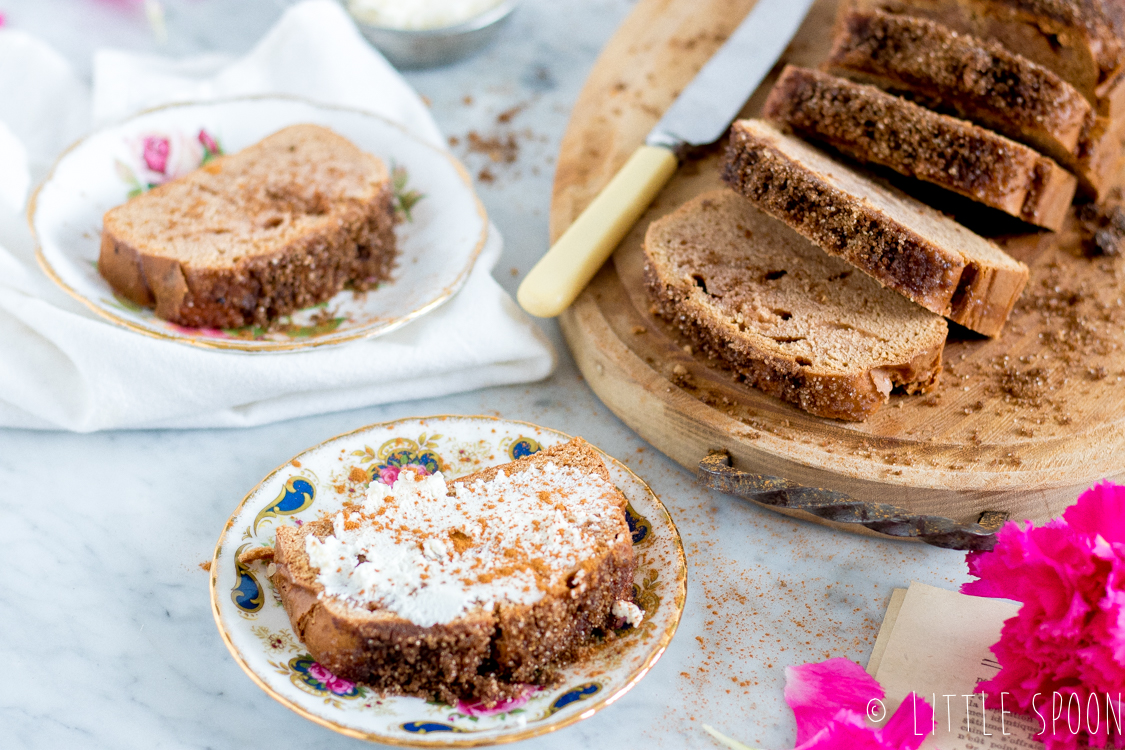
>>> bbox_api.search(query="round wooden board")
[551,0,1125,527]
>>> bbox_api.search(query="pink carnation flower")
[785,658,933,750]
[962,481,1125,750]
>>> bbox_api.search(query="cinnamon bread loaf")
[764,65,1076,230]
[266,437,638,705]
[644,190,947,421]
[826,9,1123,199]
[722,119,1029,337]
[99,124,398,329]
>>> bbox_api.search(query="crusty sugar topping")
[829,10,1091,147]
[306,465,626,626]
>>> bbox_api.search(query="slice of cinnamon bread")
[845,0,1125,119]
[722,119,1029,337]
[266,437,637,705]
[763,66,1076,230]
[99,124,397,329]
[644,190,948,421]
[825,9,1122,199]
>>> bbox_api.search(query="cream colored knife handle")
[517,144,678,318]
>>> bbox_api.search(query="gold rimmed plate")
[32,96,488,352]
[210,415,687,746]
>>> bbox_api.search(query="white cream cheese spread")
[347,0,507,30]
[305,464,626,627]
[612,599,644,627]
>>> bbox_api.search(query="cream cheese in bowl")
[344,0,519,68]
[348,0,507,30]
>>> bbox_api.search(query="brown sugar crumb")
[449,529,473,554]
[199,560,212,572]
[477,167,495,184]
[467,131,518,163]
[348,466,369,483]
[496,103,527,124]
[671,364,694,387]
[992,364,1050,408]
[1077,194,1125,256]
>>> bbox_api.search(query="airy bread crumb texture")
[644,189,948,421]
[98,124,398,328]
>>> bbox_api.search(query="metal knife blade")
[646,0,818,151]
[516,0,817,318]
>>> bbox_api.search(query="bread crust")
[269,438,636,705]
[98,125,398,329]
[722,119,1028,337]
[764,65,1076,230]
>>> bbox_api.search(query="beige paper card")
[867,587,906,678]
[867,581,1051,750]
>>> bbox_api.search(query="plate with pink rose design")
[30,96,488,351]
[210,415,687,746]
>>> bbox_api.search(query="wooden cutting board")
[551,0,1125,528]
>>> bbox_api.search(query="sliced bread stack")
[844,0,1125,120]
[762,65,1076,230]
[644,190,948,421]
[825,8,1125,200]
[722,119,1029,338]
[643,0,1125,420]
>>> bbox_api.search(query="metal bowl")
[345,0,520,69]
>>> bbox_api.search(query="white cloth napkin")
[0,0,555,432]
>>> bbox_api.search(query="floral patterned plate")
[210,416,686,746]
[31,96,488,352]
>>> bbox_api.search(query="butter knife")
[517,0,818,318]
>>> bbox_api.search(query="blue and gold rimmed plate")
[31,96,488,352]
[210,415,687,746]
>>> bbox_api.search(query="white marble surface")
[0,1,972,747]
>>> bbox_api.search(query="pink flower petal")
[198,129,219,155]
[455,685,537,716]
[142,136,170,174]
[878,694,933,750]
[1064,482,1125,544]
[794,714,885,750]
[327,675,356,694]
[785,658,883,745]
[307,662,331,682]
